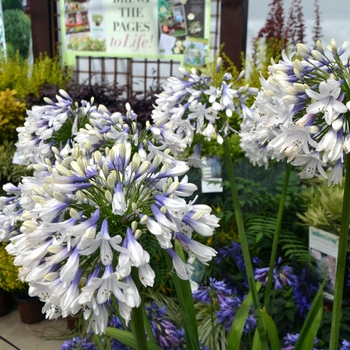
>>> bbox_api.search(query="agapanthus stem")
[131,268,149,350]
[329,154,350,350]
[163,242,201,350]
[223,139,268,350]
[93,334,105,350]
[264,162,291,312]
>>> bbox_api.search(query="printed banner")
[61,0,210,66]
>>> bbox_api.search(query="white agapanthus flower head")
[16,90,96,165]
[2,96,219,334]
[151,60,256,164]
[240,39,350,186]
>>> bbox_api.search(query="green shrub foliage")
[3,9,31,59]
[1,0,23,11]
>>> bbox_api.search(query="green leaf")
[294,278,326,350]
[252,329,262,350]
[106,328,161,350]
[106,328,137,349]
[227,282,262,350]
[164,243,201,350]
[261,309,280,350]
[256,232,264,243]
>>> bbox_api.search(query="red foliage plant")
[284,0,305,47]
[312,0,323,46]
[251,0,286,63]
[251,0,323,63]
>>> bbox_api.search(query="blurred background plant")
[0,141,32,193]
[2,0,23,11]
[297,177,344,235]
[0,89,25,143]
[3,9,30,59]
[0,242,26,293]
[246,0,322,87]
[2,0,31,59]
[0,52,70,191]
[0,52,72,103]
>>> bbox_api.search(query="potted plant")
[13,291,46,324]
[92,13,103,26]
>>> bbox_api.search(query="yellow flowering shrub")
[0,242,26,292]
[28,53,72,97]
[0,89,26,143]
[0,52,72,100]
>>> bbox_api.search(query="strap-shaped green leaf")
[106,328,137,349]
[106,327,161,350]
[170,241,201,350]
[261,309,280,350]
[252,329,262,350]
[227,282,262,350]
[294,278,326,350]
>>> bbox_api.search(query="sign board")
[201,156,223,193]
[309,226,339,300]
[60,0,210,66]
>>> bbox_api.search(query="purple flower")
[341,339,350,350]
[254,258,298,290]
[146,301,185,349]
[193,278,232,304]
[108,315,123,329]
[110,339,130,350]
[217,242,260,276]
[281,333,318,350]
[292,267,319,317]
[216,293,256,333]
[61,337,96,350]
[194,278,255,333]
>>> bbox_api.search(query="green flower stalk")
[224,138,268,350]
[330,153,350,349]
[264,162,292,312]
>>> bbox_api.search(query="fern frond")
[195,302,227,350]
[245,214,312,265]
[279,237,314,265]
[246,215,277,244]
